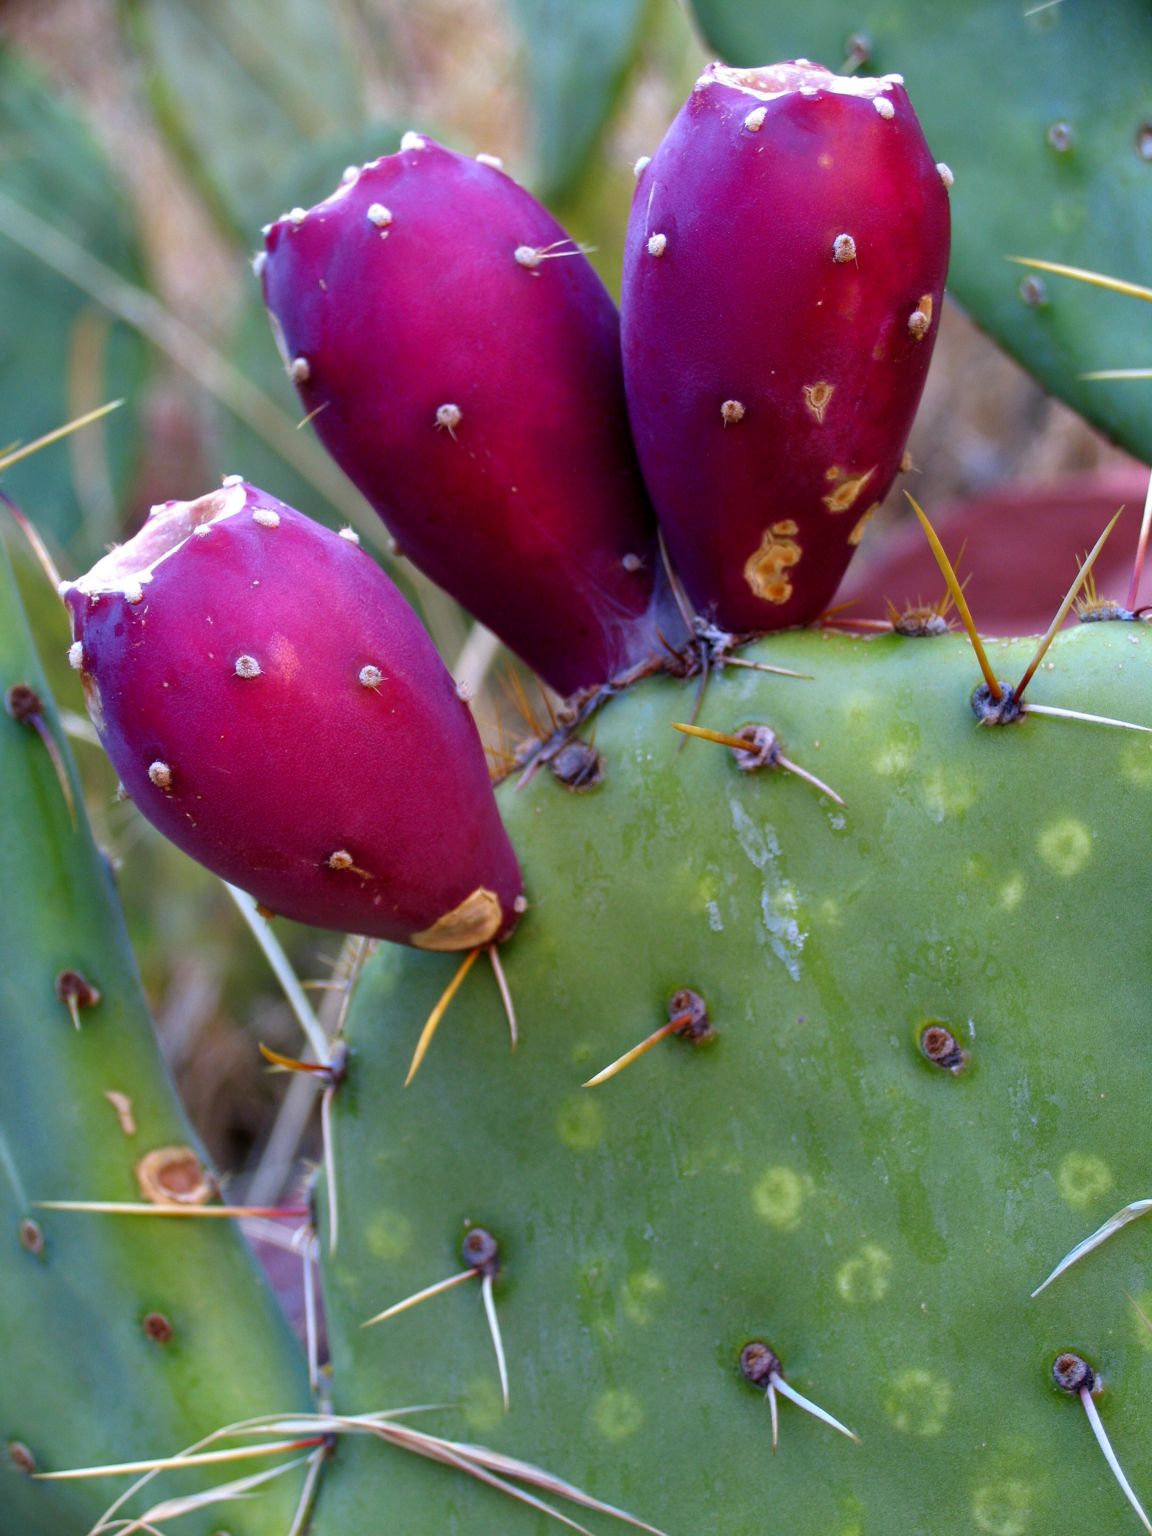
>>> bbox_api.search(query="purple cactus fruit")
[63,478,523,950]
[260,135,675,698]
[621,61,951,633]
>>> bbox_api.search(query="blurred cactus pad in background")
[3,2,1152,1534]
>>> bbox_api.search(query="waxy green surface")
[317,624,1152,1533]
[0,545,309,1536]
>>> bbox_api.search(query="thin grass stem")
[40,1437,324,1480]
[224,884,328,1063]
[38,1201,308,1219]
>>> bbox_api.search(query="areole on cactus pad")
[622,60,951,633]
[62,478,523,950]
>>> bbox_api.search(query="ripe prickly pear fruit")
[622,61,951,633]
[260,135,674,699]
[63,478,523,950]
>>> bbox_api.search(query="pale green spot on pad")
[1036,818,1093,878]
[972,1479,1034,1536]
[1121,741,1152,787]
[873,744,912,777]
[622,1269,665,1325]
[842,689,877,721]
[1057,1151,1114,1208]
[363,1210,414,1263]
[998,876,1025,911]
[556,1094,605,1152]
[835,1243,893,1304]
[752,1166,810,1230]
[921,770,976,821]
[884,1369,953,1435]
[592,1388,645,1441]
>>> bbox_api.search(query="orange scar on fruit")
[822,467,876,514]
[803,382,835,423]
[745,524,803,604]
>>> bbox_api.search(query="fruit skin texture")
[261,136,674,698]
[315,623,1152,1533]
[64,479,522,949]
[622,61,950,633]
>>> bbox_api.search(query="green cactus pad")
[317,623,1152,1533]
[682,0,1152,465]
[0,543,310,1536]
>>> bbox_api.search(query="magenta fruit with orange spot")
[260,135,674,697]
[63,479,522,949]
[621,61,951,632]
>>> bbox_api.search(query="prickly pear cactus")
[15,26,1152,1536]
[314,623,1152,1533]
[0,541,311,1536]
